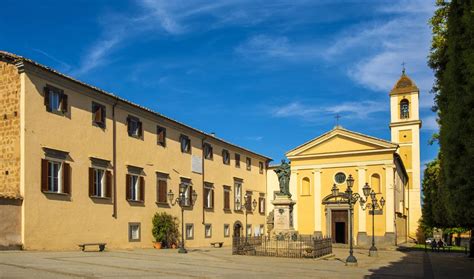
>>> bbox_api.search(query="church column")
[384,164,395,245]
[357,167,367,246]
[313,169,322,237]
[290,170,298,230]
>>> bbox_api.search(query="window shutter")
[225,191,230,209]
[126,117,132,136]
[61,94,68,113]
[94,106,102,123]
[158,180,167,203]
[140,176,145,202]
[189,186,193,206]
[126,174,131,200]
[43,87,51,111]
[63,162,71,195]
[211,189,214,209]
[106,170,112,198]
[89,168,94,196]
[203,187,207,208]
[41,159,49,192]
[138,121,143,138]
[101,106,106,125]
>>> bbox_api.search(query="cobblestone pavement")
[0,247,473,278]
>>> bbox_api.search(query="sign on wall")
[192,155,203,174]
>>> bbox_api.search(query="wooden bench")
[78,243,106,252]
[210,242,223,248]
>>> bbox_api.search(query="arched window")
[371,174,381,193]
[301,177,311,196]
[400,99,409,119]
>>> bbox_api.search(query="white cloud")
[422,115,439,132]
[272,100,385,122]
[325,2,436,109]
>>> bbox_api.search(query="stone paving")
[0,247,473,278]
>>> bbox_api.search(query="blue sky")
[1,0,439,167]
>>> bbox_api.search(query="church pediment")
[286,127,397,158]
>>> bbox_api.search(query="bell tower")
[389,70,422,238]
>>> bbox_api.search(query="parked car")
[425,238,435,244]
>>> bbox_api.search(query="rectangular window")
[224,224,230,237]
[126,173,144,202]
[92,102,106,128]
[203,143,213,160]
[157,126,166,146]
[185,224,194,240]
[180,135,191,153]
[245,191,253,211]
[41,159,71,195]
[247,225,252,237]
[156,174,168,204]
[44,85,67,113]
[259,162,264,174]
[246,157,251,171]
[235,153,240,168]
[205,224,212,238]
[94,169,104,197]
[203,182,214,209]
[259,196,265,214]
[222,149,230,165]
[89,167,112,198]
[260,225,265,236]
[129,223,141,242]
[234,181,242,211]
[180,179,193,206]
[127,115,143,138]
[223,186,231,210]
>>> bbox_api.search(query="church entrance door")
[331,210,348,244]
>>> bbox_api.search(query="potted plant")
[152,212,180,249]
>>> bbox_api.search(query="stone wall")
[0,60,21,198]
[0,59,22,249]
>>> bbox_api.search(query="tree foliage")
[429,0,474,229]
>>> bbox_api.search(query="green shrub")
[152,212,180,248]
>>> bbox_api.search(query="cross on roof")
[402,62,406,75]
[335,114,341,126]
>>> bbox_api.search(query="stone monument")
[271,160,296,238]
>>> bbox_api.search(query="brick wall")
[0,60,21,198]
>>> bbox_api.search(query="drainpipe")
[201,136,207,225]
[112,101,118,218]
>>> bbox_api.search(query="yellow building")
[267,72,422,246]
[0,51,270,250]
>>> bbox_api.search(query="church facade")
[267,73,422,246]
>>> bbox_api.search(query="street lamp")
[343,174,365,266]
[359,183,385,257]
[168,184,197,254]
[235,193,257,242]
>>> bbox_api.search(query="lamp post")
[236,193,257,242]
[168,184,197,254]
[359,183,385,257]
[330,174,367,266]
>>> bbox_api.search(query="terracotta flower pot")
[153,242,162,249]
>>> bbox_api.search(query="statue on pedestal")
[274,159,291,197]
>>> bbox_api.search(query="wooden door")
[331,210,348,244]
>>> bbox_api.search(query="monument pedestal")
[271,194,296,238]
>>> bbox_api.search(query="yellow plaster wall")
[398,130,412,143]
[301,135,379,155]
[21,69,268,250]
[296,170,314,234]
[399,146,412,169]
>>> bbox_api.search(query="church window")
[301,177,311,196]
[371,174,381,193]
[334,172,346,184]
[400,99,409,119]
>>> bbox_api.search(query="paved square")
[0,248,472,278]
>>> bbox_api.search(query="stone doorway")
[331,210,348,244]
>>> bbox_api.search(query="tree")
[429,0,474,257]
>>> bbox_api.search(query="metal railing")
[232,235,332,259]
